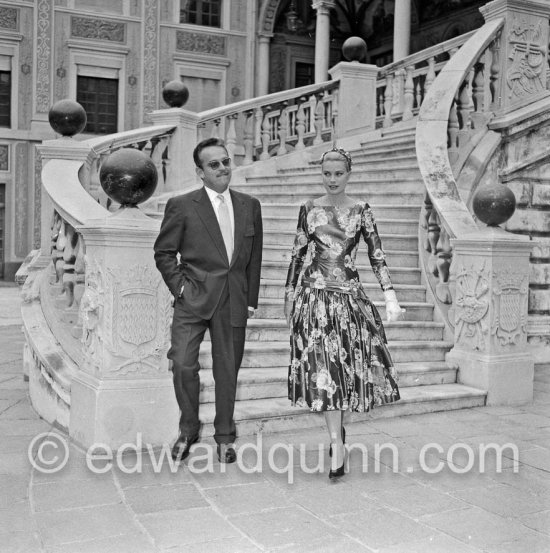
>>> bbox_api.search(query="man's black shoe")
[171,433,200,461]
[217,443,237,463]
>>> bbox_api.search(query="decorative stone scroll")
[176,30,226,55]
[36,0,52,113]
[0,7,17,30]
[71,16,125,43]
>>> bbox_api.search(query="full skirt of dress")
[288,284,400,412]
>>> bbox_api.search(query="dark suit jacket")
[154,187,263,327]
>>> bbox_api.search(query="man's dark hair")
[193,137,227,168]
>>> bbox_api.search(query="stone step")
[261,244,419,267]
[279,156,420,174]
[198,384,487,438]
[198,362,457,403]
[254,298,435,321]
[244,191,425,205]
[258,279,427,303]
[260,260,421,285]
[263,229,418,250]
[260,203,422,219]
[203,319,444,343]
[241,177,423,191]
[263,216,419,235]
[198,340,453,368]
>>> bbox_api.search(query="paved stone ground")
[1,283,549,553]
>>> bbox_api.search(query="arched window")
[180,0,222,28]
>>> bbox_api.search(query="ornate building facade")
[0,0,485,280]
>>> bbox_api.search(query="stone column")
[481,0,550,115]
[393,0,411,61]
[69,209,177,449]
[312,0,335,83]
[329,62,379,137]
[256,33,272,97]
[150,108,200,192]
[446,227,534,405]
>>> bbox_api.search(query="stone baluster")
[377,87,385,118]
[277,102,289,156]
[149,137,166,191]
[427,208,440,276]
[226,114,238,165]
[383,74,393,128]
[330,89,338,139]
[391,68,405,121]
[415,80,422,111]
[259,109,271,160]
[313,94,325,145]
[435,225,452,304]
[402,65,414,120]
[71,235,86,337]
[60,224,79,315]
[447,98,459,165]
[242,110,255,166]
[424,56,436,95]
[210,118,221,138]
[197,122,207,142]
[54,219,67,286]
[470,61,486,129]
[295,100,306,150]
[254,107,263,151]
[422,192,433,253]
[457,78,471,148]
[489,36,500,110]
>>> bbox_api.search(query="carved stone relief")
[176,31,226,56]
[71,16,125,43]
[142,0,158,121]
[506,17,546,101]
[14,144,28,258]
[0,145,8,171]
[0,7,17,30]
[453,261,490,351]
[33,154,42,248]
[492,269,528,346]
[81,256,172,377]
[36,0,52,113]
[262,0,280,33]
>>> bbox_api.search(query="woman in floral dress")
[284,146,404,478]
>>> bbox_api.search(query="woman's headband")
[321,145,352,171]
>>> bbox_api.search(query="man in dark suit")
[154,138,263,463]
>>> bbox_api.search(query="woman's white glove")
[384,289,406,322]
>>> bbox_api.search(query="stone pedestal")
[481,0,550,115]
[150,108,200,192]
[329,62,379,138]
[69,208,178,449]
[446,227,534,405]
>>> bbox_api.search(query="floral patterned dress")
[285,200,400,412]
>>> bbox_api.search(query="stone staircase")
[163,129,487,436]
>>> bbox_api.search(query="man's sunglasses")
[205,157,231,170]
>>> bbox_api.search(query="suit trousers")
[168,283,245,445]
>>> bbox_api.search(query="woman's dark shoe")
[328,460,345,479]
[329,426,346,457]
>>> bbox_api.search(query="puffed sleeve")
[284,204,310,298]
[361,204,394,292]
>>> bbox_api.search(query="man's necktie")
[217,194,233,261]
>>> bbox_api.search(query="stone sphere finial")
[99,148,158,207]
[162,80,189,107]
[472,184,516,227]
[342,36,367,62]
[48,99,87,136]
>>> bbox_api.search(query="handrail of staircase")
[375,30,477,129]
[415,17,505,323]
[192,80,340,165]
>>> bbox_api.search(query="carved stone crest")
[506,18,546,100]
[454,261,490,350]
[492,270,528,346]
